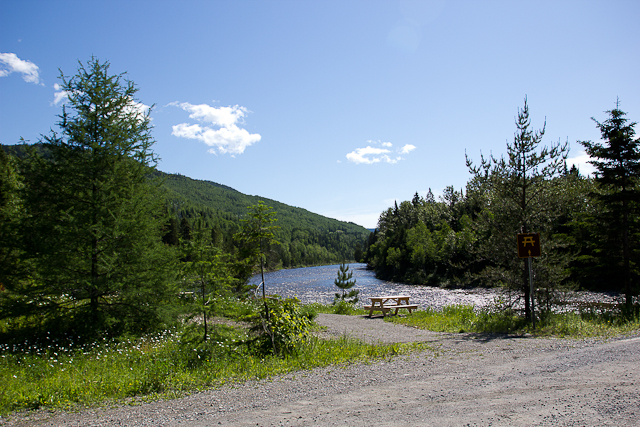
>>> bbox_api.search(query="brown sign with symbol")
[517,233,541,258]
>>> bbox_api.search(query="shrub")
[252,296,313,356]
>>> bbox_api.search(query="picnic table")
[364,295,418,317]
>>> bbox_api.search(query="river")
[250,263,507,310]
[249,263,620,311]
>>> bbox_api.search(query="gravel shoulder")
[4,314,640,427]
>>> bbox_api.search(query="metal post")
[529,256,535,329]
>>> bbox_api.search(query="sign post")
[517,233,541,328]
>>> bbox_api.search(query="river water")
[250,263,506,310]
[249,263,620,311]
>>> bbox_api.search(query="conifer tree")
[579,100,640,309]
[234,202,280,314]
[467,97,569,320]
[4,58,175,337]
[333,262,359,304]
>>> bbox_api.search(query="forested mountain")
[158,171,370,267]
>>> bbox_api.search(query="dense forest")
[363,98,640,319]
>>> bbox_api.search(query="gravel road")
[4,314,640,426]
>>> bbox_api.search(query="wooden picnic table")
[364,295,418,317]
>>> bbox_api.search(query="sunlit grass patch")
[387,304,640,337]
[304,302,367,316]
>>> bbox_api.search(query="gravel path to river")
[4,314,640,426]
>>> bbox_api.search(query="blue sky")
[1,0,639,229]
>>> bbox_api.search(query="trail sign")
[517,233,541,258]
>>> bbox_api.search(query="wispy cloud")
[0,53,42,85]
[346,140,416,164]
[400,144,416,154]
[170,101,261,155]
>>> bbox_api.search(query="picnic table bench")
[363,295,418,317]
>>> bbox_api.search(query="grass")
[304,301,367,316]
[0,300,428,416]
[387,304,640,337]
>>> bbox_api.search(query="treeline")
[0,58,366,342]
[364,98,639,317]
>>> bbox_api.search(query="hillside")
[159,171,370,267]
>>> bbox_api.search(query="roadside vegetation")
[0,298,426,416]
[387,303,640,338]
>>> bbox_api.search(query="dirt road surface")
[4,314,640,426]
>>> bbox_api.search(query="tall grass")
[0,323,428,416]
[388,304,640,337]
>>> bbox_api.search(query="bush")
[251,296,313,356]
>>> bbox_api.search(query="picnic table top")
[369,295,410,300]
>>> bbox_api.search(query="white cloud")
[346,140,416,164]
[567,149,596,177]
[52,83,69,105]
[400,144,416,154]
[346,146,391,164]
[0,53,42,85]
[170,101,261,155]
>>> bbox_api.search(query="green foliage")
[304,301,366,316]
[249,296,313,356]
[389,303,640,337]
[234,201,280,270]
[0,320,426,416]
[578,100,640,306]
[332,300,359,315]
[0,148,26,291]
[181,221,241,341]
[161,173,370,267]
[333,262,359,304]
[0,58,176,339]
[365,189,479,286]
[466,97,571,319]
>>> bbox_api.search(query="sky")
[1,0,639,229]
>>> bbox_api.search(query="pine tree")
[6,58,175,337]
[467,97,570,321]
[333,262,359,304]
[579,100,640,309]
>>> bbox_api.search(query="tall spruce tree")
[579,101,640,309]
[467,97,569,320]
[6,58,175,337]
